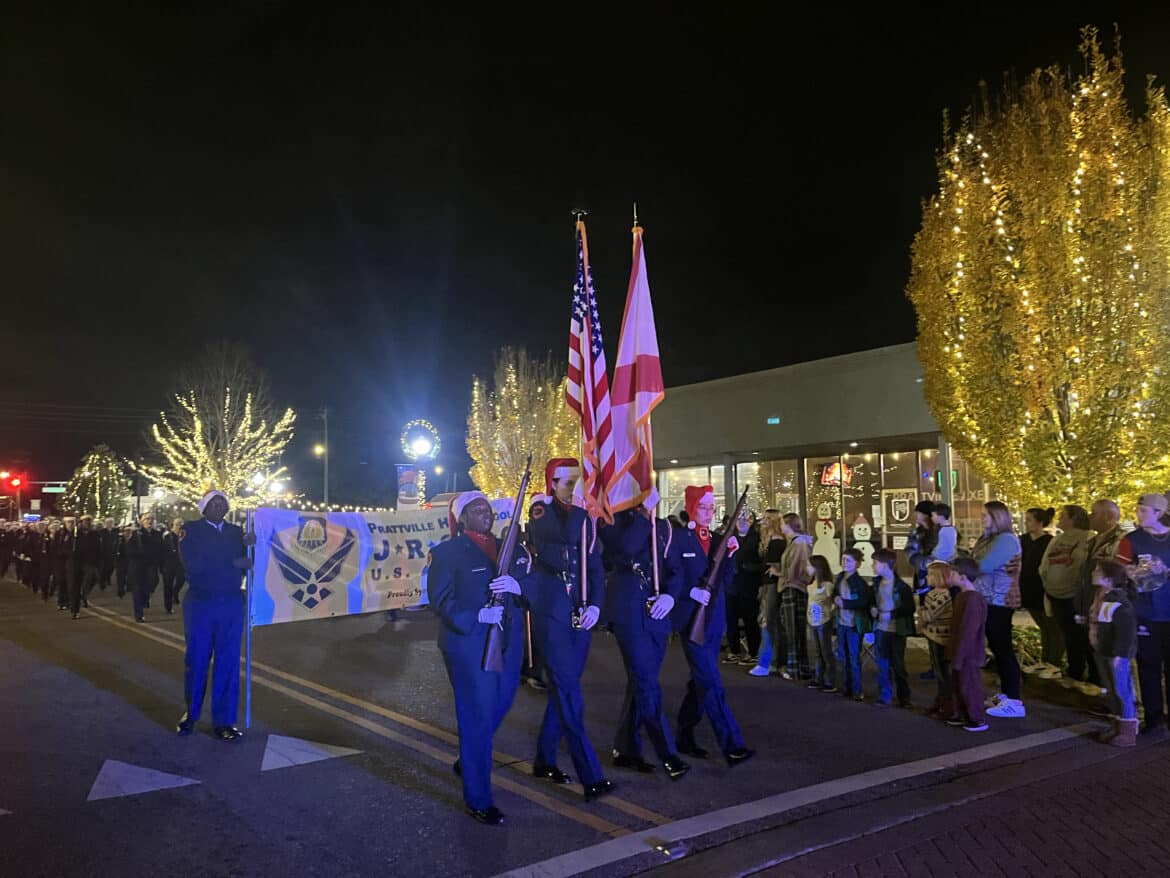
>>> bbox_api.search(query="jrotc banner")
[249,499,514,627]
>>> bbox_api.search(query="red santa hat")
[448,490,488,534]
[543,457,581,498]
[685,485,715,529]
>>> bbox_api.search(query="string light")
[466,347,577,499]
[62,444,130,520]
[134,388,296,511]
[907,27,1170,509]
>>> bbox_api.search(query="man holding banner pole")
[176,490,254,741]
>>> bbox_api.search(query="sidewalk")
[762,738,1170,877]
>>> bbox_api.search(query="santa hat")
[197,490,228,514]
[447,490,488,534]
[544,457,581,497]
[684,485,715,529]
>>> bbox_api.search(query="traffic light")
[9,477,21,488]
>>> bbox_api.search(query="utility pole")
[321,407,330,507]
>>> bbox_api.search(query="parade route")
[0,576,1144,876]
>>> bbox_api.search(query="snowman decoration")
[812,502,841,574]
[851,514,876,578]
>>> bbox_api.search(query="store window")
[949,447,994,550]
[658,466,710,518]
[736,460,800,518]
[804,456,843,570]
[840,453,881,573]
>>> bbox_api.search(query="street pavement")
[0,574,1158,877]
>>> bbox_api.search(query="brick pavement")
[766,740,1170,877]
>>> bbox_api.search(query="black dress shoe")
[611,752,656,773]
[532,763,572,784]
[466,806,504,825]
[176,715,195,736]
[213,726,243,742]
[452,758,462,777]
[663,756,690,780]
[676,741,709,759]
[726,747,755,766]
[584,779,616,801]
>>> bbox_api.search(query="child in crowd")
[870,548,916,707]
[930,504,958,563]
[834,549,872,701]
[1089,559,1138,747]
[919,561,955,718]
[806,555,837,692]
[947,558,989,731]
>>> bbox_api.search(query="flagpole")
[647,419,660,597]
[574,210,592,615]
[245,508,254,730]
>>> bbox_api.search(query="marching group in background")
[0,513,187,621]
[5,467,1170,827]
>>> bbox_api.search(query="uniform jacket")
[75,530,103,567]
[428,532,532,657]
[525,499,606,622]
[667,523,736,641]
[162,530,185,575]
[600,509,682,633]
[178,519,246,601]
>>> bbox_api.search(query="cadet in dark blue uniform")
[669,486,754,765]
[525,458,614,802]
[600,505,690,779]
[429,491,532,826]
[176,490,254,741]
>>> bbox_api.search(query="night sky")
[3,6,1169,501]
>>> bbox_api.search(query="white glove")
[478,605,504,626]
[579,605,601,630]
[726,536,739,555]
[489,575,521,596]
[689,587,711,607]
[649,593,675,620]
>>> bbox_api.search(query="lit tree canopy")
[907,28,1170,510]
[466,347,577,499]
[137,344,296,510]
[63,445,131,521]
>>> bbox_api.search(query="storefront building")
[652,343,997,571]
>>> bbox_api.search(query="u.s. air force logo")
[268,522,357,610]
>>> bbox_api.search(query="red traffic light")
[9,478,21,488]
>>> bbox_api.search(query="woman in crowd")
[972,501,1025,718]
[1040,504,1098,694]
[1019,507,1061,677]
[777,513,813,680]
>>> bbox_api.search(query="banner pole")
[245,508,254,730]
[647,419,660,596]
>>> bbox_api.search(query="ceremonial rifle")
[482,454,533,672]
[687,485,751,645]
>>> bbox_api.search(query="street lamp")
[313,442,329,507]
[313,444,325,457]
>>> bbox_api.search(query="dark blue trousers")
[612,625,676,761]
[442,637,522,811]
[534,620,603,785]
[182,595,244,727]
[677,636,745,755]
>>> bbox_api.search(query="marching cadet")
[100,517,118,591]
[176,490,254,741]
[600,505,691,780]
[429,491,532,826]
[669,486,754,765]
[161,517,187,614]
[71,515,103,618]
[525,458,614,802]
[51,520,73,610]
[126,513,163,622]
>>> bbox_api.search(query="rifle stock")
[687,486,751,645]
[482,454,533,672]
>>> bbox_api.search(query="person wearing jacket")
[759,511,787,677]
[947,558,989,731]
[724,510,762,665]
[429,491,533,825]
[1040,504,1098,692]
[524,458,614,802]
[70,515,103,619]
[125,513,164,623]
[1088,559,1139,747]
[869,548,916,707]
[1020,507,1061,675]
[777,513,814,680]
[1078,500,1125,632]
[601,506,690,780]
[905,500,938,594]
[668,485,753,765]
[161,517,187,614]
[973,501,1025,718]
[176,491,255,743]
[833,549,872,700]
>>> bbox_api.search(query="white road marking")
[87,760,200,802]
[261,734,362,771]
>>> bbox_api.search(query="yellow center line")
[86,603,672,827]
[82,606,654,834]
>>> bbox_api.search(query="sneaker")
[820,686,838,694]
[984,693,1004,708]
[1077,682,1107,697]
[738,656,758,667]
[721,654,743,664]
[806,681,823,689]
[987,698,1026,718]
[945,716,966,726]
[963,721,989,732]
[780,670,794,681]
[747,666,770,677]
[1037,667,1064,680]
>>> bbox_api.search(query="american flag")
[566,220,614,520]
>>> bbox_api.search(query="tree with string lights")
[907,28,1170,510]
[466,347,577,499]
[136,344,297,510]
[62,445,131,521]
